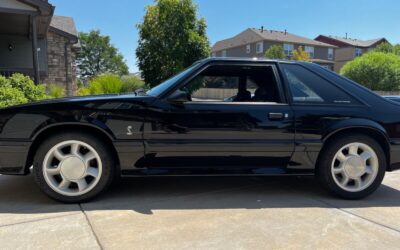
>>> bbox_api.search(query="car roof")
[196,57,303,65]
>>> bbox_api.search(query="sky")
[51,0,400,73]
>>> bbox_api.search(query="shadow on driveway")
[1,174,400,215]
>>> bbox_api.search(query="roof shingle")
[212,28,335,52]
[317,35,387,47]
[49,15,78,39]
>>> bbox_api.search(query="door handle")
[268,112,285,120]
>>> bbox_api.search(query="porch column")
[31,15,40,84]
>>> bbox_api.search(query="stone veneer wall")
[42,31,77,95]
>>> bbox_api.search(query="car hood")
[0,94,155,111]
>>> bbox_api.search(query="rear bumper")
[0,141,30,175]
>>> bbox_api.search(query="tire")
[317,134,386,199]
[33,132,115,203]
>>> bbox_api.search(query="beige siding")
[0,35,47,70]
[334,47,355,72]
[0,0,37,11]
[214,41,334,61]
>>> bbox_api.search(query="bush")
[47,84,65,98]
[78,74,122,95]
[340,52,400,91]
[77,74,146,96]
[120,75,145,93]
[0,74,47,108]
[0,87,28,108]
[77,87,91,96]
[7,73,47,102]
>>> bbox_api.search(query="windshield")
[146,63,200,97]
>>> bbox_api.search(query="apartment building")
[315,35,388,72]
[212,28,337,70]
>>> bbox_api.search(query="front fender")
[0,112,116,141]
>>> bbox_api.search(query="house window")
[328,48,334,60]
[355,48,363,57]
[256,42,263,54]
[305,46,314,58]
[212,52,216,57]
[222,50,227,57]
[284,43,294,57]
[246,44,251,54]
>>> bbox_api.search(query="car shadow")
[1,174,400,215]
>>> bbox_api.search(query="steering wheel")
[181,87,192,101]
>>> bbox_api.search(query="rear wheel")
[33,132,115,203]
[317,134,386,199]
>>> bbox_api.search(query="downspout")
[31,15,40,84]
[64,39,72,96]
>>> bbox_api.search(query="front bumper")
[0,141,30,175]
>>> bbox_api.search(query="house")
[315,35,388,72]
[0,0,80,95]
[212,28,337,70]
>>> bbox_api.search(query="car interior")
[180,64,282,103]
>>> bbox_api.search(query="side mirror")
[167,90,190,105]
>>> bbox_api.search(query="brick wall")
[42,31,77,95]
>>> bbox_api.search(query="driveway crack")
[79,203,104,250]
[314,198,400,234]
[0,212,81,228]
[282,177,400,234]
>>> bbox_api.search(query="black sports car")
[1,58,400,202]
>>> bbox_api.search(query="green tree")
[136,0,210,87]
[375,42,393,53]
[265,45,286,59]
[340,52,400,91]
[394,44,400,56]
[292,46,311,61]
[77,30,129,81]
[374,42,400,56]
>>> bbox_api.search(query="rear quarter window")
[281,64,360,105]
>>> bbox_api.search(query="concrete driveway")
[1,172,400,250]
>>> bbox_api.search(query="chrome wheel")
[43,140,102,196]
[331,142,379,192]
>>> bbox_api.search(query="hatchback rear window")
[281,64,360,105]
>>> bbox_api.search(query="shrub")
[77,74,147,96]
[77,87,91,96]
[47,84,65,98]
[0,87,28,108]
[86,74,122,95]
[340,52,400,91]
[7,73,47,102]
[0,74,47,108]
[120,75,145,93]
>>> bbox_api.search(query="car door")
[143,62,295,174]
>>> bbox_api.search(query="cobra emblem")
[126,125,133,135]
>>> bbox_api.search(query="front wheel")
[317,134,386,199]
[33,132,115,203]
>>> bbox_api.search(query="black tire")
[317,134,386,199]
[33,132,115,203]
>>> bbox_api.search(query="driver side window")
[180,64,281,103]
[187,75,240,102]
